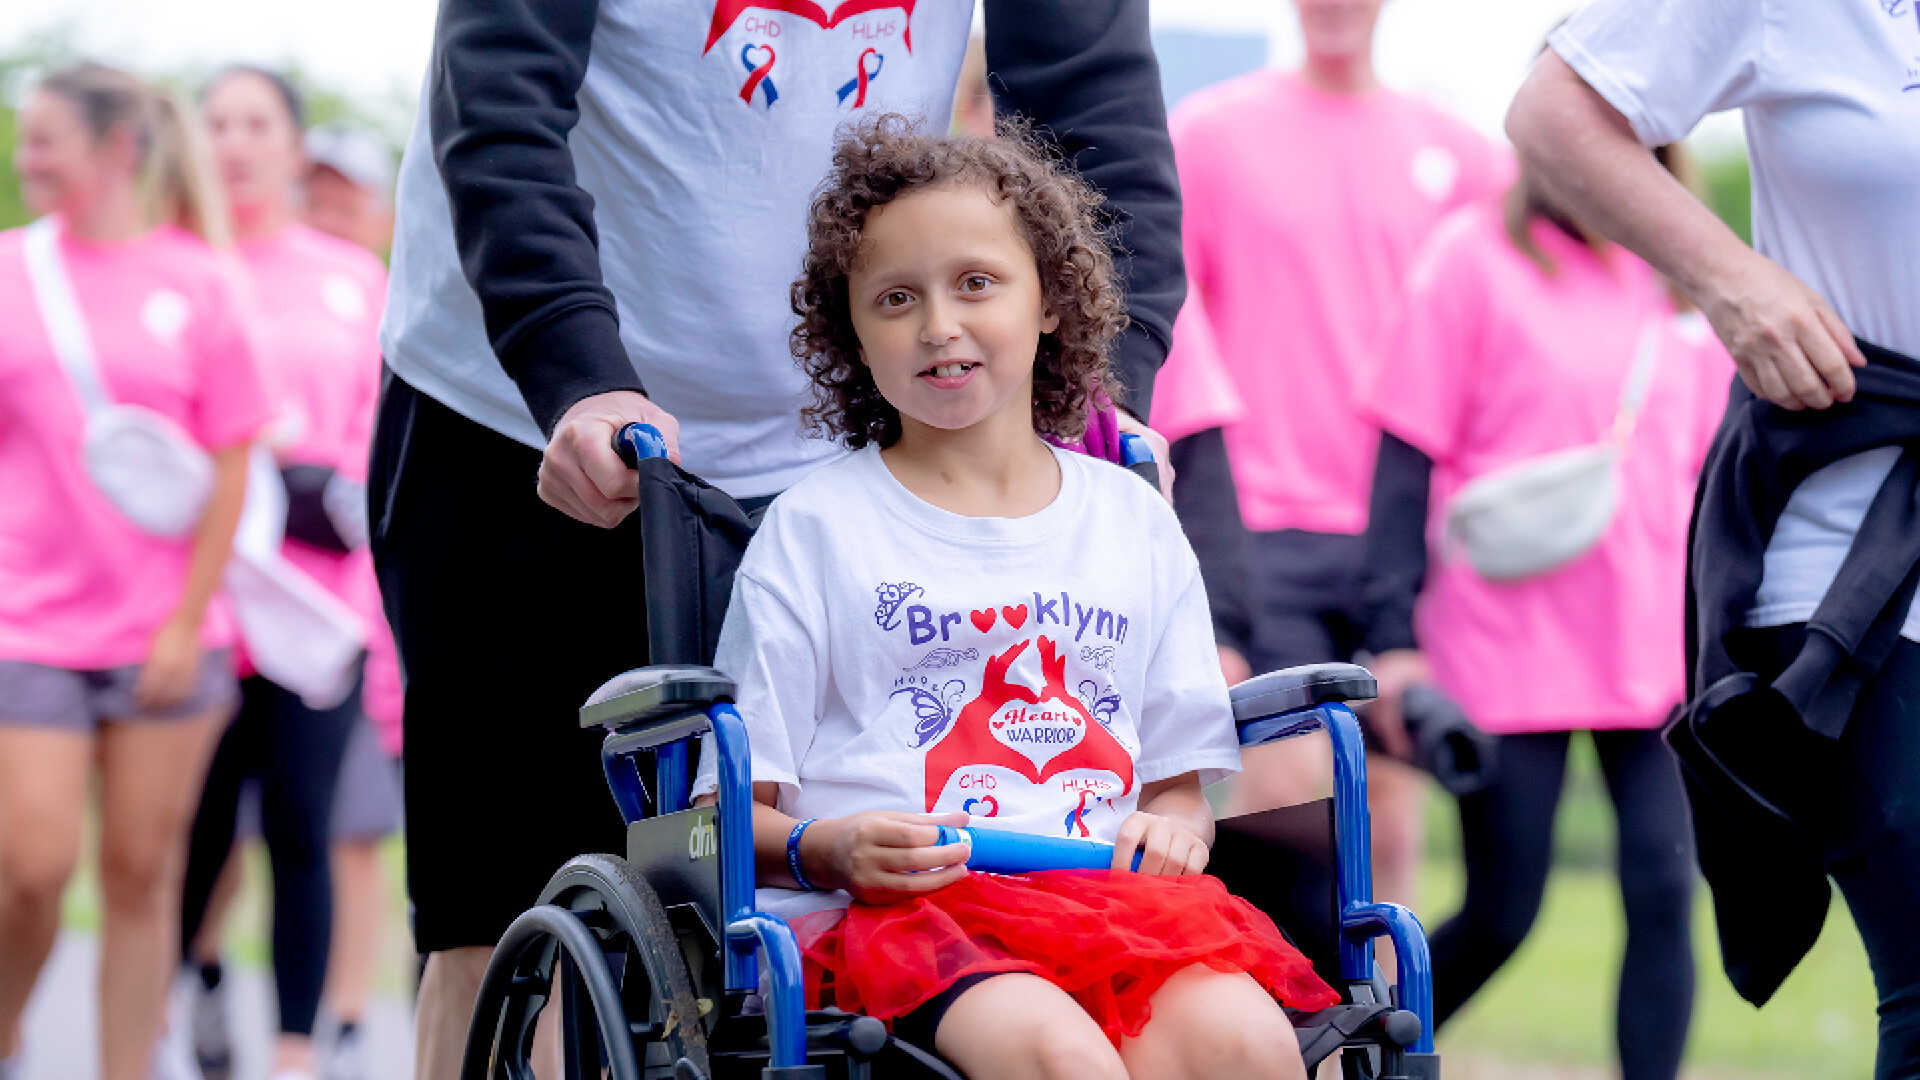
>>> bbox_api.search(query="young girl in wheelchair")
[691,114,1337,1080]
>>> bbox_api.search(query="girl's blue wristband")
[787,818,820,892]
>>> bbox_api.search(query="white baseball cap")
[305,125,395,199]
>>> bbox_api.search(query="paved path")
[18,932,415,1080]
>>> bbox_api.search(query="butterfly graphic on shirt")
[1075,680,1122,728]
[703,0,918,54]
[892,678,965,747]
[922,636,1136,813]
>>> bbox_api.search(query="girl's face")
[202,72,303,219]
[14,90,130,219]
[847,184,1059,441]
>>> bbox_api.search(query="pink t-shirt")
[1355,206,1731,732]
[1149,289,1245,446]
[0,224,270,669]
[235,225,387,633]
[1169,70,1511,534]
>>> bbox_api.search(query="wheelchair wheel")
[538,853,711,1078]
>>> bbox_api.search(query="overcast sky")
[0,0,1738,146]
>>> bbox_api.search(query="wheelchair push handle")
[612,422,670,467]
[936,825,1144,874]
[1119,432,1161,491]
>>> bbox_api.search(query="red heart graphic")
[970,609,996,633]
[991,721,1004,729]
[1001,604,1028,629]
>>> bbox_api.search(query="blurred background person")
[178,63,388,1080]
[1164,0,1510,918]
[0,62,265,1080]
[302,126,393,259]
[305,119,401,1080]
[1511,0,1920,1072]
[1355,144,1728,1079]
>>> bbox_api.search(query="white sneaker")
[320,1024,369,1080]
[150,1022,204,1080]
[187,969,231,1080]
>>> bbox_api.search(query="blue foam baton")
[936,825,1143,873]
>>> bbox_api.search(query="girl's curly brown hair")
[790,113,1128,449]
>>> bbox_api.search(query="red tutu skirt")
[791,870,1339,1046]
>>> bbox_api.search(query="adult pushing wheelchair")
[459,425,1441,1080]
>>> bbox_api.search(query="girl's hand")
[134,614,203,712]
[1113,811,1210,876]
[802,810,971,901]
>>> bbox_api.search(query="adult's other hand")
[1702,250,1867,412]
[537,390,682,528]
[1363,648,1432,762]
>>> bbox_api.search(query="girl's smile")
[918,360,981,389]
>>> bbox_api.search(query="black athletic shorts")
[1244,528,1399,755]
[1245,529,1370,674]
[369,370,649,952]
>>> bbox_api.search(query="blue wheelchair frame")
[600,695,1435,1072]
[461,422,1439,1080]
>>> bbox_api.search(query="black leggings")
[1429,728,1696,1080]
[1733,628,1920,1078]
[180,672,359,1036]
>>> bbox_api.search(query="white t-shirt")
[380,0,975,498]
[1552,0,1920,639]
[692,444,1241,916]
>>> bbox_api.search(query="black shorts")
[1244,529,1394,753]
[1245,529,1370,673]
[369,371,650,952]
[890,972,1014,1051]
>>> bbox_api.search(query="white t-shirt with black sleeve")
[1550,0,1920,639]
[691,444,1242,917]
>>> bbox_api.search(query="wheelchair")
[460,426,1441,1080]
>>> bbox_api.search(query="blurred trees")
[0,25,406,230]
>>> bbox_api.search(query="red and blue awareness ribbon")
[836,47,883,107]
[738,43,778,108]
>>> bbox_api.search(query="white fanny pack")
[1442,320,1661,582]
[23,218,215,537]
[21,216,366,707]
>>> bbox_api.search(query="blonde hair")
[38,62,231,246]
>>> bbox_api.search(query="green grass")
[1421,736,1878,1078]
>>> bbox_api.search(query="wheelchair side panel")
[626,808,724,944]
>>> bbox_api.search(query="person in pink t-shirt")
[1353,147,1728,1079]
[1166,0,1510,925]
[0,63,268,1080]
[173,66,397,1080]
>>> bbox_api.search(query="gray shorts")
[0,650,238,729]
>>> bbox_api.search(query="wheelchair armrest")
[580,665,737,736]
[1231,663,1377,730]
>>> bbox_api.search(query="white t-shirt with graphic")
[1552,0,1920,639]
[382,0,976,498]
[692,444,1241,914]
